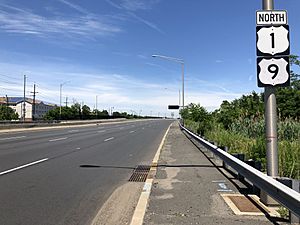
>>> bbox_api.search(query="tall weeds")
[185,118,300,179]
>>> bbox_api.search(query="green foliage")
[71,103,82,119]
[82,105,91,119]
[276,55,300,119]
[216,92,264,129]
[180,57,300,179]
[44,104,138,121]
[277,206,289,219]
[180,103,212,135]
[279,140,300,178]
[277,88,300,119]
[0,105,19,120]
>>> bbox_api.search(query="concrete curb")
[130,122,172,225]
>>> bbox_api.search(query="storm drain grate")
[128,165,151,182]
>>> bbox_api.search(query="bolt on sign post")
[257,0,291,204]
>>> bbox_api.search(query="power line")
[0,73,20,81]
[0,78,21,85]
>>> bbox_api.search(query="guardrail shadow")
[80,165,135,170]
[182,129,289,225]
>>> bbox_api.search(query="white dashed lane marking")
[97,130,106,133]
[48,137,68,142]
[0,136,26,141]
[104,137,114,142]
[0,158,49,176]
[68,130,79,133]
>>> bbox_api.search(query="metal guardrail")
[180,123,300,218]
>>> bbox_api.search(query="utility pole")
[262,0,278,178]
[64,96,68,107]
[95,95,98,118]
[5,95,9,119]
[23,75,27,122]
[30,83,38,121]
[59,84,62,120]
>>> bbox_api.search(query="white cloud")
[186,91,242,111]
[127,11,164,34]
[120,0,160,11]
[0,3,122,40]
[0,56,245,117]
[104,0,163,34]
[104,0,123,10]
[187,77,232,93]
[137,54,147,59]
[57,0,90,14]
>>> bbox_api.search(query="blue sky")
[0,0,299,117]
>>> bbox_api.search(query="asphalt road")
[0,119,173,225]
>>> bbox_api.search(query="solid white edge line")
[130,122,172,225]
[0,158,49,176]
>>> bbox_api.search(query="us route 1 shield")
[256,25,290,57]
[257,56,290,87]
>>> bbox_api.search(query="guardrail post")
[208,141,215,158]
[219,146,229,169]
[246,160,262,195]
[232,154,245,181]
[276,178,300,224]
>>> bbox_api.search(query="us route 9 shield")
[257,57,290,87]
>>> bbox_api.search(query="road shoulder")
[143,123,276,225]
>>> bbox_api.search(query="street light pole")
[181,62,184,109]
[59,81,69,120]
[152,54,185,109]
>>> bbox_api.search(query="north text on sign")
[256,11,287,25]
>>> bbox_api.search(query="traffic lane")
[0,119,147,135]
[0,120,168,177]
[0,119,156,154]
[0,120,172,225]
[0,120,154,144]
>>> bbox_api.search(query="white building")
[0,97,57,121]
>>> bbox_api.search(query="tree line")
[43,103,143,120]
